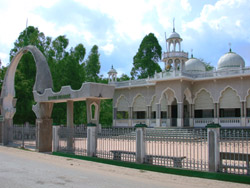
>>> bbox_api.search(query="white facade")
[110,29,250,128]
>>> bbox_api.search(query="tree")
[118,74,130,81]
[131,33,162,79]
[85,45,101,82]
[199,58,214,71]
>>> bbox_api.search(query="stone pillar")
[128,107,133,127]
[177,102,183,127]
[2,118,13,145]
[167,105,171,127]
[146,106,151,127]
[86,98,101,125]
[214,103,220,124]
[189,104,194,127]
[36,118,53,152]
[87,123,97,157]
[113,107,117,127]
[156,103,161,127]
[52,126,60,152]
[135,123,147,164]
[241,102,246,127]
[67,100,74,151]
[33,102,54,152]
[206,123,221,172]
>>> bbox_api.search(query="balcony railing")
[163,51,188,59]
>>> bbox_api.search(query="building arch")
[219,87,241,109]
[115,95,129,110]
[159,87,177,105]
[184,88,192,104]
[132,93,146,111]
[194,89,214,109]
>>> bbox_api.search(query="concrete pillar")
[113,107,117,126]
[177,102,183,127]
[52,126,60,152]
[1,119,13,145]
[189,104,194,127]
[146,106,151,127]
[67,100,74,151]
[86,99,101,125]
[241,102,246,126]
[87,124,97,157]
[67,100,74,128]
[156,103,161,127]
[206,124,221,172]
[128,107,133,127]
[135,124,147,163]
[36,118,53,152]
[167,105,171,127]
[214,103,220,124]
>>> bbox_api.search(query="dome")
[168,31,181,39]
[108,65,117,74]
[185,58,206,72]
[217,52,245,70]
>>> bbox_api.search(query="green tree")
[199,58,214,71]
[131,33,162,79]
[85,45,101,82]
[118,74,130,81]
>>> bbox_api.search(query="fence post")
[135,123,147,164]
[87,123,97,157]
[52,126,60,152]
[206,123,221,172]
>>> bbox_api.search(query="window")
[195,110,214,118]
[151,111,156,119]
[219,108,240,117]
[133,111,146,119]
[161,111,167,119]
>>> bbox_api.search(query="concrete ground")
[0,146,249,188]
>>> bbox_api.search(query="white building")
[109,28,250,128]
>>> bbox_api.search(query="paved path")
[0,146,249,188]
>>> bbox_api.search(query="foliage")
[118,74,130,81]
[131,33,162,79]
[199,58,214,71]
[85,45,101,82]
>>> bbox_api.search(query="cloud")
[100,43,115,56]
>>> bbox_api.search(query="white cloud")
[181,0,192,12]
[183,0,250,41]
[100,43,115,56]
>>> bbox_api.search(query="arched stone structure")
[0,45,54,151]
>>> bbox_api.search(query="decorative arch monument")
[0,45,54,151]
[0,45,115,152]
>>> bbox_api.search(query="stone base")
[1,119,13,145]
[0,122,2,144]
[36,118,53,152]
[177,118,183,128]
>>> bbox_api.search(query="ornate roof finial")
[191,49,193,58]
[173,18,175,32]
[229,42,232,52]
[111,65,113,69]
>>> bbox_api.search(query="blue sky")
[0,0,249,77]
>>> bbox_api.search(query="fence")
[56,126,87,156]
[219,128,250,175]
[145,128,208,171]
[53,124,250,176]
[12,124,36,150]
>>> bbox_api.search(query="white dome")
[168,31,180,39]
[185,58,206,72]
[217,52,245,70]
[108,66,117,74]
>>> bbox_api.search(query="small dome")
[217,52,245,70]
[185,58,206,72]
[168,31,181,39]
[108,65,117,74]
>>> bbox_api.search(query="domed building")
[217,50,245,70]
[110,27,250,128]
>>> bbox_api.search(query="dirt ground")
[0,146,249,188]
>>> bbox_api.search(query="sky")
[0,0,250,77]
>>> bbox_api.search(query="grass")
[52,152,250,185]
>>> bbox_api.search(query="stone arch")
[0,45,53,149]
[219,87,241,108]
[1,45,53,119]
[150,95,157,112]
[218,86,242,102]
[184,88,192,104]
[194,89,214,110]
[90,102,98,120]
[159,87,177,105]
[132,93,146,111]
[116,95,129,111]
